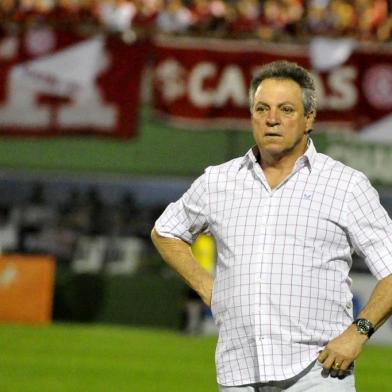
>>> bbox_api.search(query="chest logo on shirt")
[303,193,312,201]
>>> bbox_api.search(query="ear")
[305,112,315,133]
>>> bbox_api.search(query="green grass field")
[0,323,391,391]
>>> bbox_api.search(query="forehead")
[254,78,303,103]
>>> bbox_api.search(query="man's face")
[251,78,315,161]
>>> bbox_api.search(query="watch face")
[357,319,372,334]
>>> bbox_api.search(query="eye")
[255,105,268,113]
[281,106,294,114]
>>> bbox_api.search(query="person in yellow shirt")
[184,234,215,334]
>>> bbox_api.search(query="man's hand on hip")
[317,325,368,378]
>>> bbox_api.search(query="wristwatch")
[352,318,375,338]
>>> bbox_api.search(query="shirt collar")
[240,137,317,171]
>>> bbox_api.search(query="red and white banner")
[152,36,392,131]
[0,28,148,138]
[2,33,392,137]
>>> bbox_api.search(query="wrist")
[348,324,369,343]
[199,277,213,307]
[352,318,375,339]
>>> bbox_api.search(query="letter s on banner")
[328,66,358,110]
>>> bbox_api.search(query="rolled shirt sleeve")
[347,172,392,279]
[154,170,209,244]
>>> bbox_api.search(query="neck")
[259,137,308,172]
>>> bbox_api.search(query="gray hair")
[249,60,317,116]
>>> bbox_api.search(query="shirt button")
[346,302,352,309]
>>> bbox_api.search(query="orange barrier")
[0,255,55,324]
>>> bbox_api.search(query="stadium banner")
[0,28,147,138]
[0,255,55,324]
[152,36,392,134]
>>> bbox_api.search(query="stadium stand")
[0,0,391,42]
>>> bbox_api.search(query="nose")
[266,108,280,127]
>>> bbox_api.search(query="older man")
[151,60,392,391]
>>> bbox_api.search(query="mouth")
[264,132,282,137]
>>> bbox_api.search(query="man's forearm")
[151,228,214,307]
[318,273,392,373]
[356,273,392,330]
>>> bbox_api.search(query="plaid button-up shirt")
[155,139,392,386]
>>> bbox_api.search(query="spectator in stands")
[0,0,16,17]
[50,0,81,27]
[258,0,290,41]
[356,0,389,41]
[96,0,137,33]
[207,0,229,36]
[283,0,305,37]
[2,0,392,42]
[377,10,392,41]
[189,0,212,33]
[305,0,336,36]
[329,0,357,37]
[229,0,261,37]
[156,0,192,34]
[34,0,55,15]
[132,0,162,37]
[0,0,16,30]
[15,0,41,24]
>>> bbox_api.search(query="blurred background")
[0,1,392,390]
